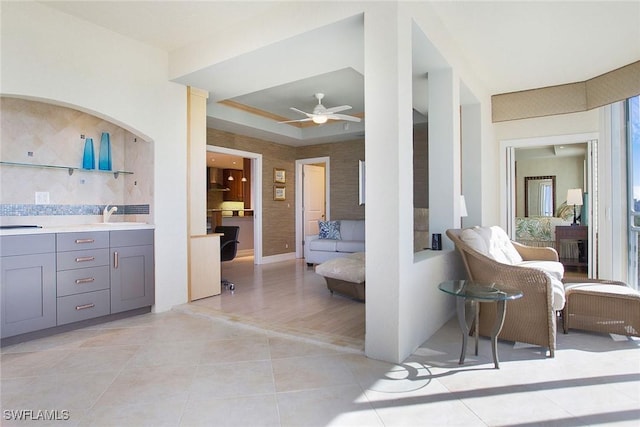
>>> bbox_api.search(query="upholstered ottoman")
[315,252,365,301]
[563,279,640,337]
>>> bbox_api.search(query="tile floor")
[2,306,639,426]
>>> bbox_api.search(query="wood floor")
[186,257,587,352]
[187,256,366,351]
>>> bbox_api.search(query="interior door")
[303,164,326,236]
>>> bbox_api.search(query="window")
[627,95,640,288]
[539,182,554,217]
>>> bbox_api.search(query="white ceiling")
[515,143,587,161]
[41,1,640,146]
[206,152,244,170]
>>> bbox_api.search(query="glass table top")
[438,280,523,301]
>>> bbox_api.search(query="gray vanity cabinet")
[110,229,154,313]
[56,232,111,325]
[1,228,154,340]
[1,234,57,338]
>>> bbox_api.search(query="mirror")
[525,175,556,217]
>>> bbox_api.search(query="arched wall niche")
[0,96,154,225]
[1,94,153,142]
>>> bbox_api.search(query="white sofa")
[304,219,365,265]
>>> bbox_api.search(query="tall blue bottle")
[98,132,112,171]
[82,137,95,169]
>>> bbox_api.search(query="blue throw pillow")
[318,220,341,240]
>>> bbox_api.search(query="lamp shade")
[567,188,583,206]
[460,195,468,218]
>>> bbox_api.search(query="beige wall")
[298,139,365,220]
[207,128,365,257]
[515,155,585,217]
[207,128,296,257]
[413,124,429,209]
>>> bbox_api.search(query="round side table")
[439,280,523,369]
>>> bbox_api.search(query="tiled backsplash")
[0,204,149,216]
[0,98,154,222]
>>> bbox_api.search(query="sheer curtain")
[627,95,640,289]
[539,182,553,217]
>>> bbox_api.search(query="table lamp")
[566,188,583,225]
[460,195,468,218]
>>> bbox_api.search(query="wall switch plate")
[35,191,50,204]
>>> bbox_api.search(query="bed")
[515,204,579,259]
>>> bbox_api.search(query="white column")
[428,69,461,249]
[364,3,414,362]
[461,102,482,227]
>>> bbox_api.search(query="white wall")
[1,1,499,363]
[495,110,600,142]
[1,1,189,311]
[172,1,486,363]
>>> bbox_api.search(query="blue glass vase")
[98,132,112,171]
[82,137,95,169]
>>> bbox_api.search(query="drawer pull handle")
[75,239,95,244]
[75,256,95,263]
[114,251,119,269]
[75,277,95,284]
[75,303,95,311]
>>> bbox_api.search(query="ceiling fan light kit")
[279,93,361,125]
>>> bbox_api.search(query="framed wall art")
[274,186,286,201]
[274,168,286,184]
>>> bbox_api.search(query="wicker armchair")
[446,228,560,357]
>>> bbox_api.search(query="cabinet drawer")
[57,232,109,252]
[57,266,110,297]
[1,234,55,256]
[57,289,110,325]
[557,229,587,239]
[110,229,154,247]
[57,248,109,271]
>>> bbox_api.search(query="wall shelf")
[0,161,133,179]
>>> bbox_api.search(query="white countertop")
[0,223,155,236]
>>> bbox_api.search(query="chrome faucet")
[103,205,118,223]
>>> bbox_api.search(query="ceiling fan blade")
[325,105,352,114]
[290,107,312,117]
[327,114,361,122]
[278,118,313,124]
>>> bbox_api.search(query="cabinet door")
[110,245,154,313]
[1,253,56,338]
[223,169,244,201]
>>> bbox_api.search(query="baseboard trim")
[259,252,296,264]
[236,248,254,258]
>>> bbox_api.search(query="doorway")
[207,145,263,264]
[295,157,330,259]
[501,133,598,277]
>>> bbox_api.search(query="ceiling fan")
[279,93,361,125]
